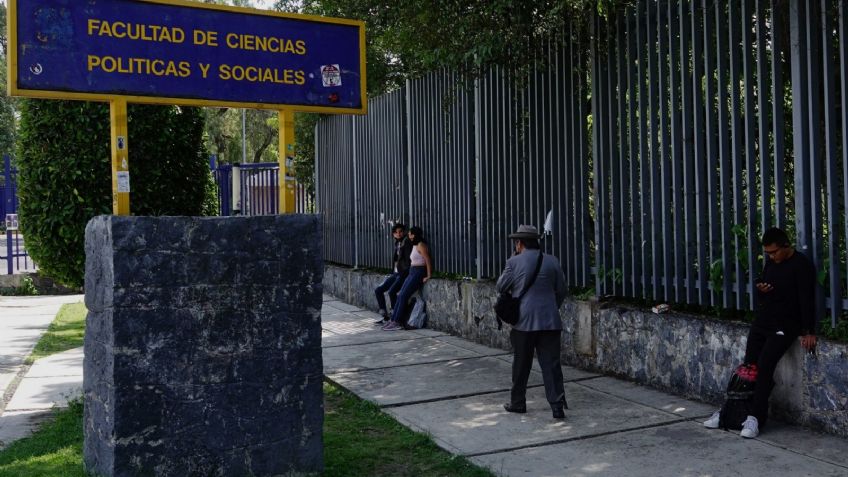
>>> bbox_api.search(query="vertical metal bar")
[405,79,414,227]
[627,7,638,298]
[821,0,841,325]
[757,0,772,230]
[670,0,685,302]
[770,0,787,229]
[841,0,848,327]
[680,0,696,303]
[791,0,812,253]
[729,0,745,308]
[703,0,719,304]
[692,0,708,304]
[475,73,483,280]
[743,0,758,309]
[614,11,626,296]
[804,0,825,324]
[592,13,604,296]
[352,111,359,267]
[647,2,661,299]
[717,0,733,308]
[659,1,674,301]
[637,1,649,298]
[577,21,590,286]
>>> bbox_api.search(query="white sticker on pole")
[117,171,130,193]
[5,214,18,231]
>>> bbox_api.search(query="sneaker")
[740,415,759,438]
[374,318,388,326]
[703,410,720,429]
[382,321,402,331]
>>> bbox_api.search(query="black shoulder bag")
[494,251,544,330]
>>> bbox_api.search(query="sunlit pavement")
[322,295,848,477]
[0,295,84,449]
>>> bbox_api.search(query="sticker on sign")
[321,64,342,87]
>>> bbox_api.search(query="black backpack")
[718,364,757,430]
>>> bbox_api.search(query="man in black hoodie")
[704,227,817,438]
[373,223,413,326]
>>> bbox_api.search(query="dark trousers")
[375,271,407,312]
[743,326,796,427]
[390,266,426,323]
[510,329,566,408]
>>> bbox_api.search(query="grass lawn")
[26,302,87,364]
[0,383,494,476]
[0,400,85,477]
[2,303,493,476]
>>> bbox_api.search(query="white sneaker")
[703,410,720,429]
[740,415,759,438]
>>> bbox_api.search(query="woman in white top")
[383,226,432,330]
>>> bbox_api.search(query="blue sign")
[9,0,366,113]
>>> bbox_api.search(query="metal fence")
[315,0,848,325]
[1,154,36,275]
[210,157,312,216]
[316,115,356,265]
[1,154,17,220]
[352,89,409,269]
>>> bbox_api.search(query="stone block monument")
[83,215,323,476]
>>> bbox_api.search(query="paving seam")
[0,363,33,415]
[321,334,438,349]
[323,374,524,411]
[573,380,708,420]
[324,353,512,374]
[463,418,690,458]
[366,377,603,409]
[2,407,66,413]
[568,380,848,469]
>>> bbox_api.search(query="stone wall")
[84,216,324,477]
[325,264,848,437]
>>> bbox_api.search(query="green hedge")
[16,100,217,287]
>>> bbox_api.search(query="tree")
[204,108,278,164]
[16,100,216,287]
[268,1,601,199]
[0,4,16,156]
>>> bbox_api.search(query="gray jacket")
[496,249,567,332]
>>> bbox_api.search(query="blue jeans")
[375,271,407,312]
[390,266,427,323]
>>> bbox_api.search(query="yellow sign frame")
[7,0,368,114]
[7,0,367,215]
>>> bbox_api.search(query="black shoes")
[551,405,565,419]
[503,403,527,414]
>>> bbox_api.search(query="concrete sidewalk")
[322,295,848,476]
[2,293,846,476]
[0,294,84,448]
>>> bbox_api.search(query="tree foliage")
[276,0,600,92]
[0,4,16,156]
[267,0,604,196]
[16,100,216,287]
[204,108,278,164]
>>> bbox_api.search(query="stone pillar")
[83,215,324,477]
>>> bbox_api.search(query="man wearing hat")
[497,224,569,419]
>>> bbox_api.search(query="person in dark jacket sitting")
[704,227,818,438]
[497,224,568,419]
[373,223,413,326]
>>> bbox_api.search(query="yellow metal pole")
[278,109,295,214]
[110,99,130,215]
